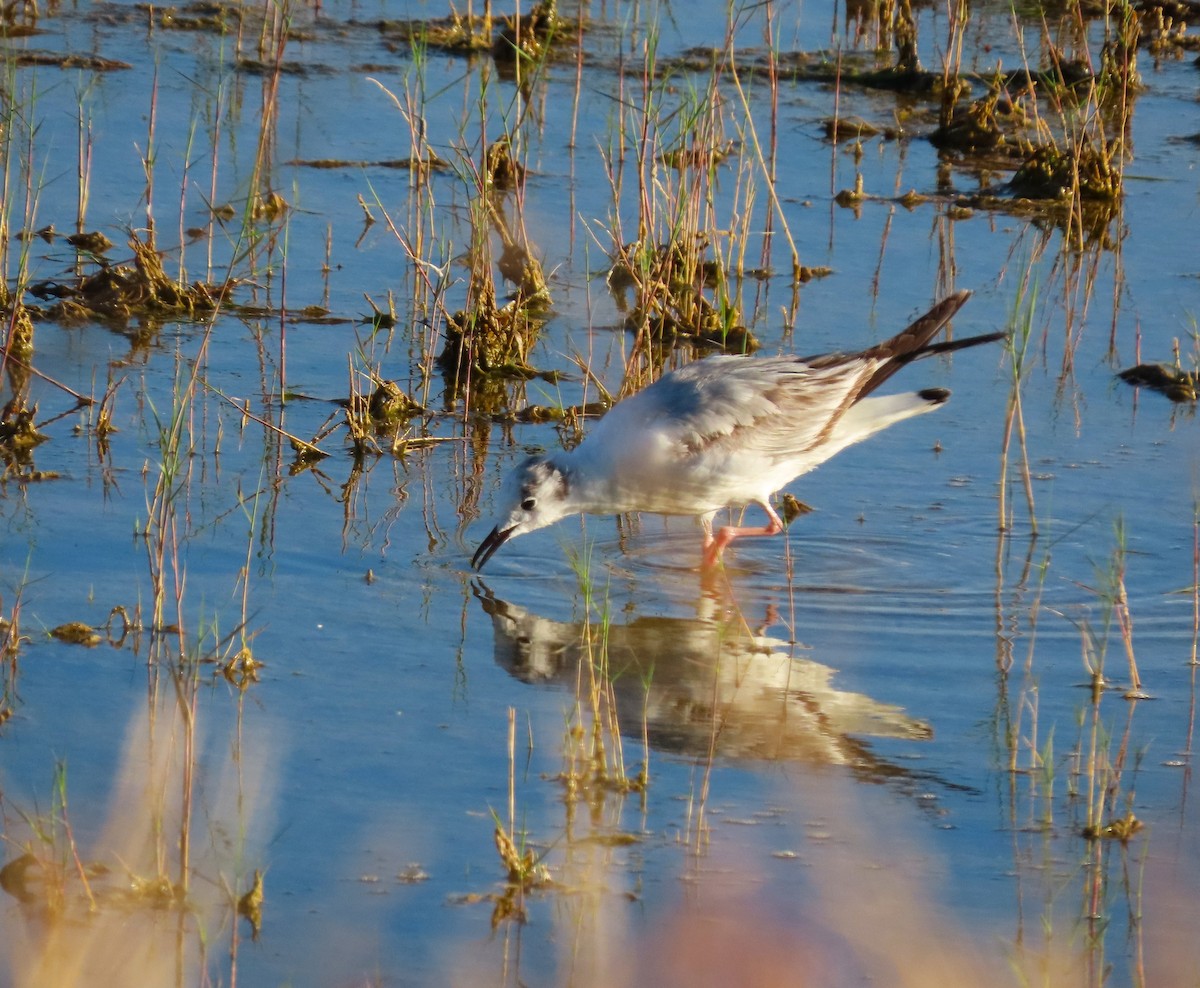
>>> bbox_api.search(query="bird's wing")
[646,292,973,464]
[590,354,872,466]
[584,293,974,472]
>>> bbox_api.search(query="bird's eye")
[521,497,536,511]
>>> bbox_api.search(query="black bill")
[471,525,514,570]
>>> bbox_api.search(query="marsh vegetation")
[1,0,1198,984]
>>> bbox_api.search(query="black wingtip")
[919,387,951,405]
[917,330,1007,358]
[931,289,972,322]
[845,294,975,397]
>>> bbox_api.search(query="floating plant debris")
[1118,363,1198,402]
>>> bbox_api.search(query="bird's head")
[472,456,573,570]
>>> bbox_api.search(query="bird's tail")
[819,389,949,462]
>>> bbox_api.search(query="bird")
[472,291,1003,570]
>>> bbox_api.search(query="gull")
[472,291,1003,570]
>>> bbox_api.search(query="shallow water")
[2,1,1199,985]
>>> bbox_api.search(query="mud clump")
[439,279,546,384]
[32,234,231,324]
[1008,143,1122,201]
[1118,363,1197,402]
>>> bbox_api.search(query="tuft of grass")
[999,271,1039,536]
[558,540,648,800]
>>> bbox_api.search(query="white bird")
[472,291,1002,570]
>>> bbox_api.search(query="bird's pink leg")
[701,501,785,567]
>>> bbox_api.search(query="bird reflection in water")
[473,582,939,788]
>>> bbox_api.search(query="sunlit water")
[2,1,1199,985]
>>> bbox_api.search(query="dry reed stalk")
[727,55,800,283]
[1192,506,1199,668]
[507,705,517,843]
[74,91,94,236]
[176,118,198,285]
[362,68,450,412]
[141,65,158,241]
